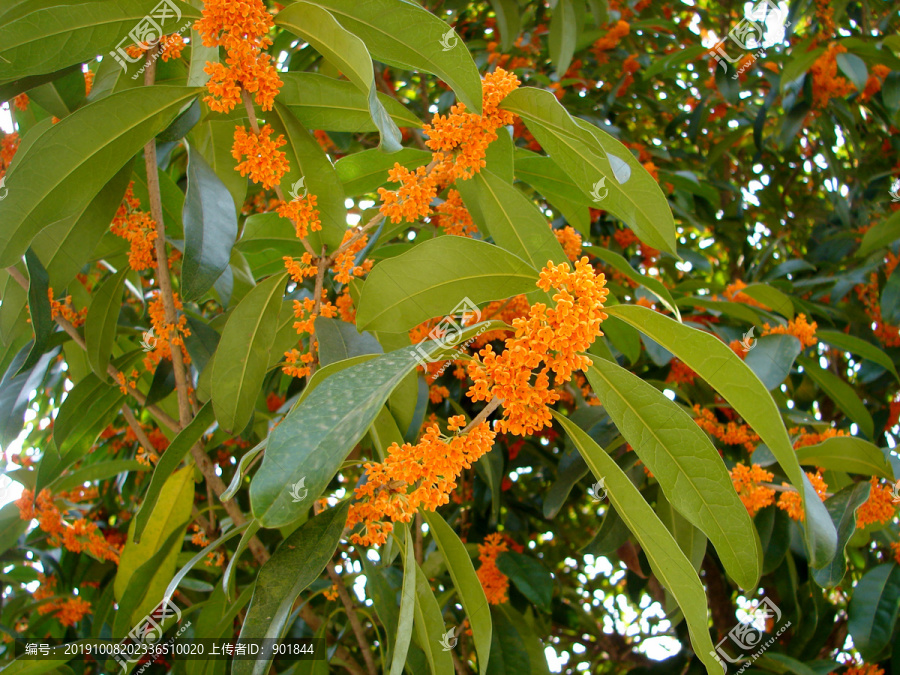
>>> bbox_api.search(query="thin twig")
[461,396,503,434]
[326,561,378,675]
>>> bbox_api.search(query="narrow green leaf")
[414,562,455,675]
[211,273,287,433]
[847,563,900,660]
[234,502,350,675]
[84,270,127,380]
[584,359,761,589]
[182,144,238,302]
[336,147,431,197]
[51,459,148,493]
[21,248,52,374]
[275,2,401,152]
[797,356,874,440]
[743,334,802,391]
[133,401,216,543]
[0,344,54,449]
[456,169,568,270]
[553,413,720,672]
[818,329,900,381]
[795,436,894,479]
[313,0,483,114]
[496,551,553,613]
[549,0,577,75]
[488,0,521,51]
[0,86,199,267]
[315,316,383,366]
[115,466,194,625]
[811,482,871,588]
[163,524,248,601]
[606,304,837,568]
[223,520,261,601]
[502,87,677,255]
[590,248,680,319]
[356,236,538,332]
[741,283,794,319]
[390,524,417,675]
[221,441,266,502]
[422,511,492,674]
[485,605,529,675]
[858,210,900,256]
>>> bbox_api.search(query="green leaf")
[859,209,900,257]
[389,525,417,675]
[811,482,871,588]
[0,0,198,80]
[590,248,681,319]
[413,561,455,675]
[743,334,802,390]
[0,501,28,558]
[356,236,539,333]
[496,551,553,613]
[553,412,720,672]
[84,270,127,380]
[336,147,431,197]
[181,144,238,302]
[251,329,486,528]
[502,87,677,255]
[0,344,54,449]
[741,283,795,319]
[277,72,421,132]
[549,0,577,76]
[779,47,824,92]
[605,304,837,568]
[313,0,483,115]
[755,506,791,575]
[21,249,52,374]
[584,358,761,590]
[836,52,868,91]
[51,459,148,493]
[641,45,707,79]
[0,86,199,267]
[485,606,529,675]
[422,511,492,674]
[133,401,216,543]
[488,0,521,51]
[315,316,383,366]
[115,466,194,626]
[848,563,900,660]
[795,436,894,479]
[456,168,568,269]
[656,493,706,572]
[234,502,350,675]
[817,329,900,381]
[797,356,874,440]
[275,2,401,152]
[211,273,287,433]
[163,524,248,601]
[269,101,347,252]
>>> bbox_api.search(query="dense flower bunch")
[48,288,87,327]
[347,416,497,546]
[0,131,19,178]
[195,0,282,113]
[554,226,583,261]
[110,182,157,271]
[855,252,900,347]
[433,190,478,237]
[467,257,609,436]
[33,575,92,627]
[761,313,818,348]
[810,44,856,108]
[729,463,774,517]
[476,533,510,604]
[232,125,290,191]
[856,479,896,528]
[378,68,520,224]
[776,470,828,521]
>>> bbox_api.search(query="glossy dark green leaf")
[413,559,455,675]
[606,304,837,568]
[817,329,899,381]
[51,459,148,493]
[84,270,127,380]
[497,551,553,613]
[0,86,199,267]
[549,0,577,76]
[275,2,401,152]
[211,273,287,433]
[133,401,215,543]
[182,144,238,302]
[488,0,521,51]
[20,248,52,374]
[797,356,874,440]
[848,563,900,660]
[812,482,871,588]
[485,605,529,675]
[858,210,900,257]
[0,343,54,449]
[234,502,350,675]
[754,506,791,575]
[315,316,383,366]
[336,147,430,197]
[743,334,802,390]
[356,236,538,333]
[591,248,680,318]
[795,436,894,479]
[389,524,416,675]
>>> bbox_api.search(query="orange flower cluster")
[761,314,818,349]
[283,253,318,282]
[16,489,120,563]
[693,405,760,453]
[125,33,185,62]
[143,292,191,371]
[347,416,497,546]
[0,132,19,179]
[476,533,510,604]
[378,69,520,224]
[666,359,696,385]
[48,288,87,327]
[860,64,891,102]
[110,182,157,271]
[721,279,768,308]
[13,93,29,110]
[592,20,630,61]
[554,226,582,261]
[730,463,775,517]
[331,229,372,284]
[232,125,290,190]
[777,470,828,521]
[84,70,94,96]
[277,193,322,241]
[844,665,883,675]
[33,576,92,627]
[810,44,856,108]
[282,292,336,379]
[813,0,835,39]
[468,258,609,436]
[195,0,282,113]
[617,55,640,95]
[434,190,478,237]
[855,254,900,347]
[790,427,848,449]
[856,478,896,528]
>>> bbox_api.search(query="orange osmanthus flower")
[110,182,158,271]
[777,470,828,521]
[856,478,896,528]
[232,125,290,190]
[477,533,510,604]
[729,463,775,517]
[761,313,818,349]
